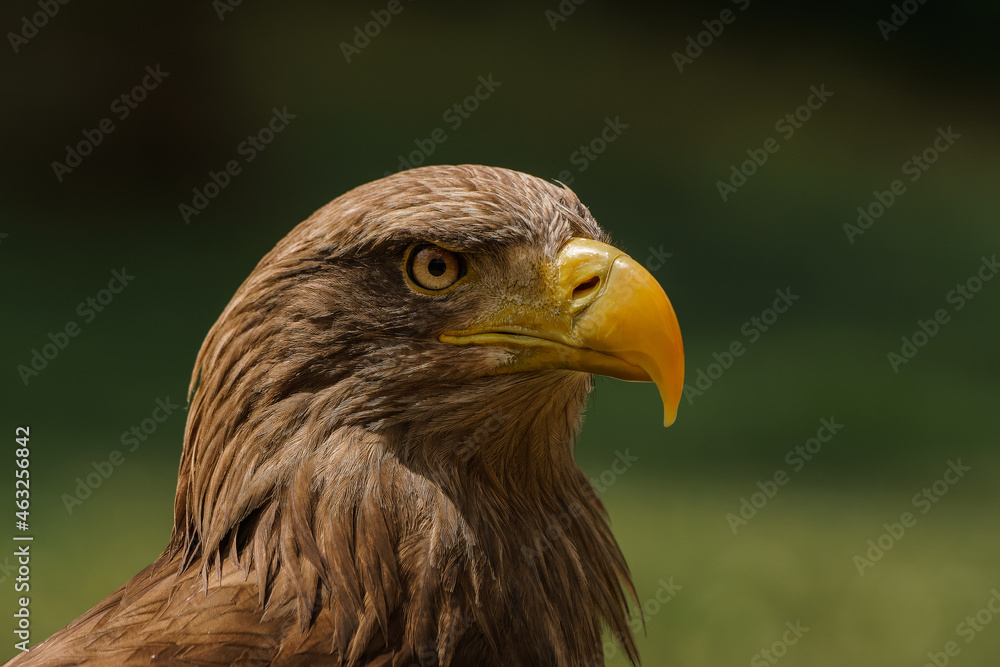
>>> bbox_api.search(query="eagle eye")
[406,244,466,292]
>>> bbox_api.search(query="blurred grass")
[603,473,1000,667]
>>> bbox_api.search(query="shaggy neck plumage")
[169,341,639,666]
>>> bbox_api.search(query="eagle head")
[172,164,683,666]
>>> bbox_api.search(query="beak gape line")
[441,238,684,427]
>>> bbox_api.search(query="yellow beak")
[440,238,684,426]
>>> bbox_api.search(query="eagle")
[12,165,683,667]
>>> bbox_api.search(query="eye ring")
[405,244,466,292]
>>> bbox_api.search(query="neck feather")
[170,367,639,666]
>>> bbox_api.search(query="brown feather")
[9,165,641,667]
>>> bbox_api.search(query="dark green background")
[2,1,999,664]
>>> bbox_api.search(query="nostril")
[573,275,600,298]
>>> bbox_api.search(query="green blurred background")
[2,1,999,664]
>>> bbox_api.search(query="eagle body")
[10,165,683,667]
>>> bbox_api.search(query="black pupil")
[428,257,447,276]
